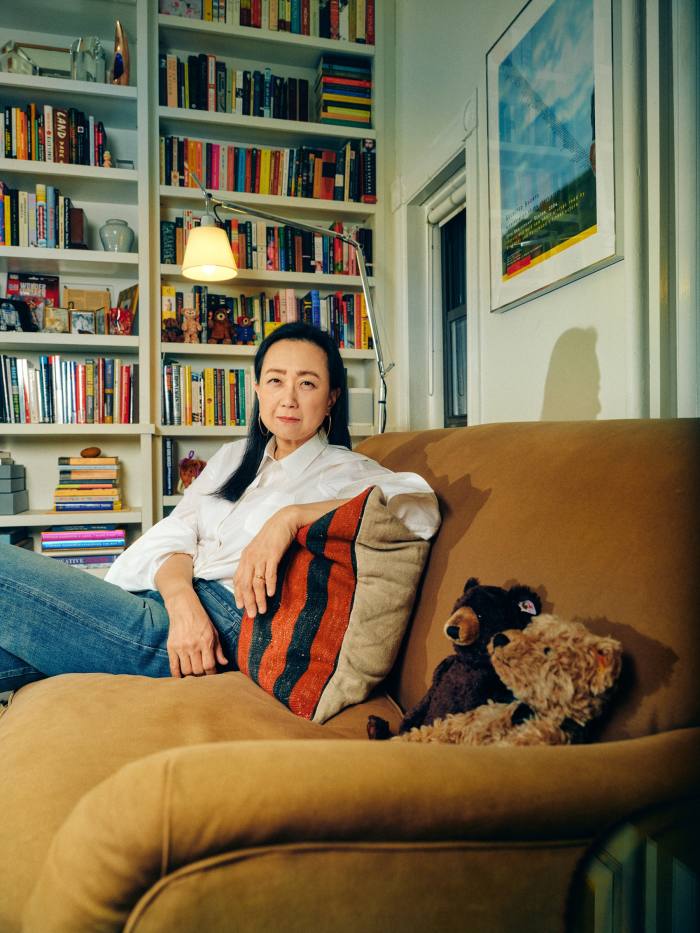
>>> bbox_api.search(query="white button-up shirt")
[106,432,441,594]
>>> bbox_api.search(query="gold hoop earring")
[258,414,270,437]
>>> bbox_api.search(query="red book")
[366,0,375,44]
[245,148,252,192]
[319,76,373,89]
[302,0,310,34]
[120,364,131,423]
[53,109,69,163]
[76,363,87,424]
[330,0,340,39]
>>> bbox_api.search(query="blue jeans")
[0,544,243,692]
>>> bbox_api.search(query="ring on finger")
[254,573,265,581]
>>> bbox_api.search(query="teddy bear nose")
[446,625,460,640]
[492,633,510,648]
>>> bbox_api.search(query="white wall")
[385,0,697,428]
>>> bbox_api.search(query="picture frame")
[42,306,71,334]
[94,307,108,335]
[486,0,619,312]
[62,285,112,314]
[117,283,139,315]
[69,309,96,335]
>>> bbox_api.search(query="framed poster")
[487,0,619,312]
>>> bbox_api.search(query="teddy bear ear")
[463,577,480,592]
[507,586,542,618]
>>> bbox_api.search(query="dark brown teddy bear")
[367,577,541,740]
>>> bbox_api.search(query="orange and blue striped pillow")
[237,486,431,722]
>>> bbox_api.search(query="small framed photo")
[42,306,71,334]
[117,283,139,315]
[70,309,96,335]
[94,307,109,335]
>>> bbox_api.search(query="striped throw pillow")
[236,486,431,722]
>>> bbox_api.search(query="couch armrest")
[24,728,700,932]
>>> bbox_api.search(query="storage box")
[0,489,29,515]
[348,388,374,426]
[0,476,25,493]
[0,464,25,481]
[0,527,30,545]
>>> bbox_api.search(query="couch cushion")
[237,486,430,722]
[357,419,700,742]
[0,669,393,930]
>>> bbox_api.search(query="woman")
[0,323,440,693]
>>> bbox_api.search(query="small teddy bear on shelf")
[395,616,623,747]
[367,577,541,740]
[177,450,207,494]
[207,309,234,344]
[181,306,202,344]
[235,315,256,345]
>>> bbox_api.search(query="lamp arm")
[206,191,392,433]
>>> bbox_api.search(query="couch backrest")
[357,419,700,742]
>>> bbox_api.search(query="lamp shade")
[182,223,237,281]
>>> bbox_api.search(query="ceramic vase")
[99,218,134,252]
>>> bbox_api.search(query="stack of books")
[53,455,123,512]
[315,55,372,128]
[40,525,126,573]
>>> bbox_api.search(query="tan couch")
[1,419,698,932]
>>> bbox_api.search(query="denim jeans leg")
[193,579,243,670]
[0,544,172,691]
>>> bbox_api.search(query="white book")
[310,0,319,36]
[27,365,40,424]
[257,220,266,270]
[27,193,37,247]
[339,0,349,40]
[88,116,95,166]
[16,359,27,423]
[261,0,269,30]
[43,105,54,161]
[235,69,244,115]
[18,191,28,247]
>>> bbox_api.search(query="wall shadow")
[541,327,602,421]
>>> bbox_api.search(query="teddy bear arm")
[397,656,459,733]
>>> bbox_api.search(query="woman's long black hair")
[214,322,351,503]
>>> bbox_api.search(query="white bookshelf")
[154,5,382,519]
[0,0,152,552]
[1,0,382,535]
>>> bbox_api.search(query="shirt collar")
[262,431,328,479]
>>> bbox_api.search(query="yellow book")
[322,93,373,105]
[259,148,271,195]
[204,367,215,426]
[4,195,11,245]
[203,0,213,21]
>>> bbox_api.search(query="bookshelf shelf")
[158,14,375,68]
[0,74,138,129]
[157,425,247,437]
[0,247,138,276]
[159,106,375,146]
[159,264,373,288]
[0,508,142,528]
[0,159,138,203]
[159,185,376,219]
[0,424,154,436]
[158,342,374,361]
[0,333,139,354]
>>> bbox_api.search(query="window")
[440,209,468,427]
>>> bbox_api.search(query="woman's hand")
[155,552,227,677]
[233,499,351,618]
[165,587,228,677]
[233,505,298,618]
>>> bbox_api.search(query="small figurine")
[178,450,207,493]
[111,20,129,86]
[235,314,255,345]
[0,300,22,332]
[103,150,113,168]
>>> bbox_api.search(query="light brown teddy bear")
[395,616,623,746]
[181,306,202,344]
